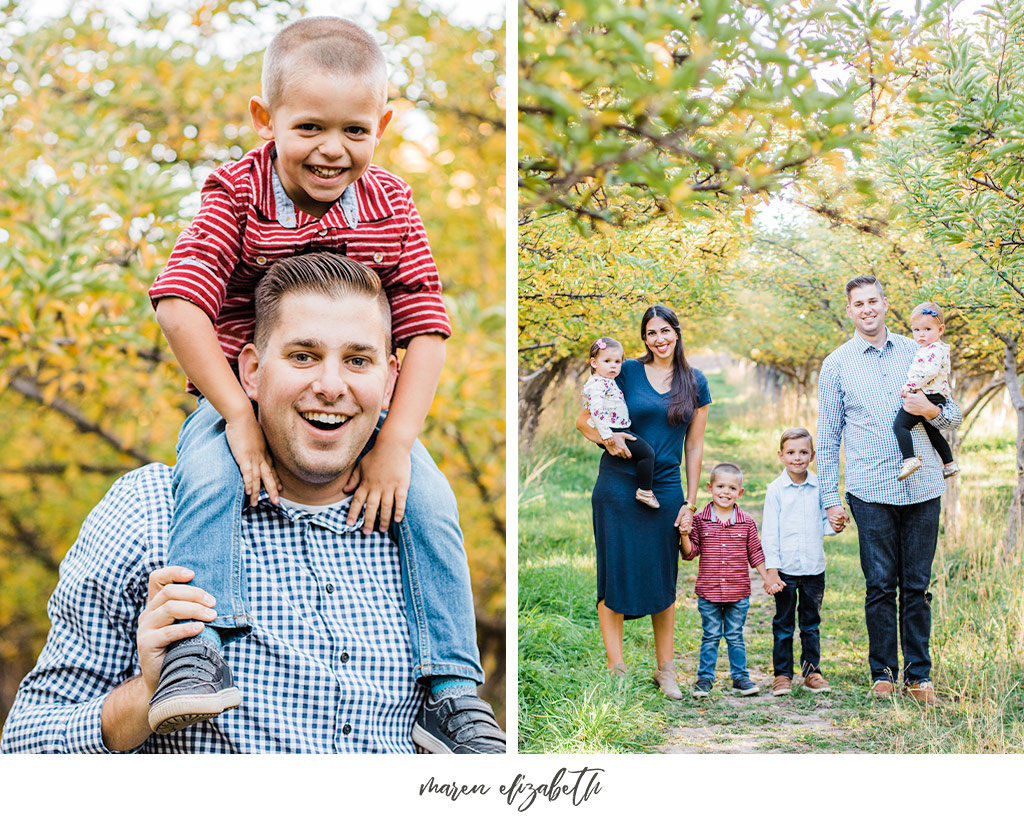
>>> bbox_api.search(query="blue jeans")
[696,596,750,682]
[168,398,484,684]
[846,493,941,685]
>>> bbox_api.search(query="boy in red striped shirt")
[681,462,781,698]
[144,17,502,752]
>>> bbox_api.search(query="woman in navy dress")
[576,305,711,699]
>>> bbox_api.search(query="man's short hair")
[845,275,885,300]
[261,17,388,110]
[254,252,392,354]
[709,462,743,485]
[779,427,814,451]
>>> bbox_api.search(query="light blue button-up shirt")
[817,329,962,509]
[761,470,834,575]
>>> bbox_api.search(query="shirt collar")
[852,328,892,353]
[250,487,368,535]
[267,154,361,230]
[699,501,740,525]
[778,469,818,488]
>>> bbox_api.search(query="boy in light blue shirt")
[762,427,841,696]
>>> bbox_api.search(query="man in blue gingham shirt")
[2,253,450,753]
[1,466,422,753]
[817,275,960,705]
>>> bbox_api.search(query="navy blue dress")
[592,359,712,619]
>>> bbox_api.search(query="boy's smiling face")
[250,70,392,219]
[779,436,814,481]
[706,471,744,511]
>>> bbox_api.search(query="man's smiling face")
[239,289,398,505]
[846,283,889,341]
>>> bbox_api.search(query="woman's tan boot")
[653,662,682,699]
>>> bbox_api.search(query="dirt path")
[658,572,865,754]
[656,674,858,754]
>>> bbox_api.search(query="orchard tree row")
[518,0,1024,551]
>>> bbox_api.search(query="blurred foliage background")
[0,0,505,726]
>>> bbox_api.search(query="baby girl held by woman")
[582,337,658,508]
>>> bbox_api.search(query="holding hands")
[826,505,848,533]
[763,569,786,596]
[674,504,694,535]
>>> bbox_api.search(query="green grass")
[518,364,1024,753]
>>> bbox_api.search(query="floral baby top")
[583,375,630,439]
[903,340,951,397]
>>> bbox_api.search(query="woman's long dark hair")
[640,305,698,426]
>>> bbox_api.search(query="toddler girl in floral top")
[582,336,658,507]
[894,302,959,481]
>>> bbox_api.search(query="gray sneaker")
[412,694,506,753]
[732,676,759,696]
[692,678,713,698]
[147,638,241,734]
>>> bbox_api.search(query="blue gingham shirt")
[0,464,423,754]
[761,470,834,576]
[817,330,962,509]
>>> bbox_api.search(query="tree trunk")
[997,333,1024,562]
[518,354,574,451]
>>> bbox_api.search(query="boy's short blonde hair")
[910,301,944,324]
[261,17,388,110]
[779,427,814,451]
[709,462,743,485]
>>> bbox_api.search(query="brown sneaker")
[802,672,831,693]
[772,675,792,696]
[635,489,660,509]
[871,680,894,699]
[905,681,937,706]
[653,662,682,700]
[897,456,922,480]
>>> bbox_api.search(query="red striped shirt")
[149,142,450,389]
[688,503,765,602]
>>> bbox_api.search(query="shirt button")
[325,583,334,593]
[373,251,384,263]
[340,651,349,663]
[256,255,267,265]
[342,723,352,735]
[318,228,328,237]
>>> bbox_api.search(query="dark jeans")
[892,392,953,464]
[846,493,941,684]
[608,428,655,490]
[772,572,826,678]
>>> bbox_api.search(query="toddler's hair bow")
[921,308,938,317]
[596,339,607,349]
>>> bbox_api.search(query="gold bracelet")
[687,503,697,512]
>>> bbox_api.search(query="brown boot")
[802,672,831,693]
[905,681,937,706]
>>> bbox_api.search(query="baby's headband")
[920,308,939,317]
